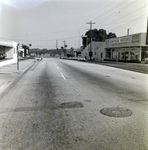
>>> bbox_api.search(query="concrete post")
[128,47,131,60]
[139,46,142,61]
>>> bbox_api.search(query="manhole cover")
[59,101,84,109]
[100,107,132,118]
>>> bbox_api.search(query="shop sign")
[106,33,140,47]
[132,34,140,43]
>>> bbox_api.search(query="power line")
[78,0,144,33]
[92,0,137,24]
[96,12,147,30]
[109,17,146,32]
[96,16,146,28]
[91,0,129,21]
[101,5,148,26]
[3,35,80,43]
[9,28,81,38]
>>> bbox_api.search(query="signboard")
[106,33,141,48]
[132,34,140,43]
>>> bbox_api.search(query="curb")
[20,61,36,74]
[0,81,13,94]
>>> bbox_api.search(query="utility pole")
[56,40,58,49]
[63,40,66,47]
[26,33,28,45]
[56,40,58,56]
[17,43,19,71]
[146,17,148,45]
[63,40,66,56]
[78,31,80,48]
[86,21,95,60]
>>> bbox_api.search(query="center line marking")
[60,72,66,80]
[57,66,59,70]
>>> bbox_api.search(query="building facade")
[0,40,18,60]
[105,33,148,62]
[81,33,148,63]
[81,41,105,61]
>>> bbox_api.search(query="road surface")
[0,58,148,150]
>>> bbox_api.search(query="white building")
[81,41,105,62]
[105,33,148,62]
[0,40,18,59]
[0,40,18,66]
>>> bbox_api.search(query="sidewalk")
[0,59,36,74]
[87,60,148,74]
[0,59,36,94]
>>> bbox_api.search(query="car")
[73,57,78,60]
[37,57,43,61]
[78,57,86,61]
[0,53,6,59]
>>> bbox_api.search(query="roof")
[0,40,17,48]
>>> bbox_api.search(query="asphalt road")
[0,58,148,150]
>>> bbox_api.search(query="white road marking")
[60,72,66,80]
[54,62,66,80]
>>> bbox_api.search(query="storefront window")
[120,47,140,61]
[134,47,140,61]
[130,50,135,60]
[106,49,111,59]
[121,48,126,60]
[141,47,148,61]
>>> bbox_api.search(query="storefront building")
[0,40,18,66]
[105,33,148,62]
[0,40,18,60]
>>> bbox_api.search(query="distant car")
[0,53,6,59]
[29,53,36,59]
[73,57,78,60]
[78,57,86,62]
[37,57,42,61]
[63,56,68,59]
[60,56,64,59]
[68,57,78,60]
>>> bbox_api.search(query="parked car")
[29,54,36,59]
[36,56,43,61]
[78,57,86,62]
[73,57,78,60]
[0,53,6,59]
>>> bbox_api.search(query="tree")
[22,44,29,56]
[82,29,116,48]
[107,32,117,39]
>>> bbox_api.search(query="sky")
[0,0,148,49]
